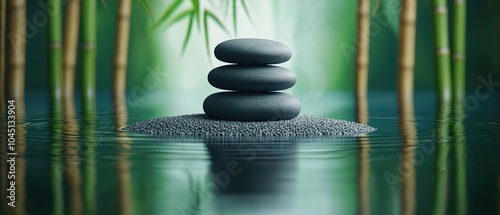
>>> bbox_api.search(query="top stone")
[214,38,292,64]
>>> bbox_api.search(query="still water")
[1,91,499,215]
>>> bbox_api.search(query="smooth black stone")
[208,65,296,91]
[214,38,292,64]
[203,92,301,121]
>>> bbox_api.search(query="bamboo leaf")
[140,0,155,22]
[232,0,237,35]
[152,0,184,30]
[100,0,108,10]
[206,10,229,34]
[192,0,201,30]
[168,9,192,27]
[223,0,230,17]
[203,11,211,58]
[182,12,195,54]
[240,0,252,22]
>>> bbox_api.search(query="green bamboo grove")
[1,1,470,114]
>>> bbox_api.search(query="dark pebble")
[203,92,301,121]
[214,38,292,64]
[208,65,296,91]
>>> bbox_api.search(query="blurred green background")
[24,0,499,93]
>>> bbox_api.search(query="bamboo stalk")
[8,0,26,101]
[398,0,417,103]
[81,1,97,213]
[452,0,466,106]
[113,0,132,99]
[355,0,370,101]
[452,106,467,215]
[398,5,420,212]
[81,0,96,112]
[433,0,453,103]
[48,0,63,108]
[398,11,418,214]
[63,0,81,101]
[0,0,6,111]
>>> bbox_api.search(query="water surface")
[1,91,499,215]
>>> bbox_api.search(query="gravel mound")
[123,114,376,137]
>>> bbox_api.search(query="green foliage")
[139,0,155,22]
[152,0,250,56]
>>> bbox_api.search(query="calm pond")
[1,91,499,215]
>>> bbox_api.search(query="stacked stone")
[203,38,301,121]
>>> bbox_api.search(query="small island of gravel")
[123,114,376,137]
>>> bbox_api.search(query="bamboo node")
[434,6,448,14]
[452,53,465,60]
[118,13,132,19]
[436,48,450,55]
[49,42,62,49]
[9,1,26,9]
[82,42,96,50]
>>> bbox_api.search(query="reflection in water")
[1,96,6,212]
[2,100,26,215]
[63,99,82,215]
[433,104,469,215]
[50,106,64,215]
[398,94,417,215]
[203,140,297,214]
[452,106,467,215]
[113,97,133,215]
[83,105,97,215]
[356,96,370,215]
[433,104,451,215]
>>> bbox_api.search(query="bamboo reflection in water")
[0,78,8,213]
[2,101,26,215]
[16,102,28,215]
[114,97,133,215]
[452,106,467,215]
[356,96,370,215]
[50,105,64,215]
[0,86,5,213]
[83,106,97,215]
[398,95,417,215]
[433,104,451,215]
[63,99,82,215]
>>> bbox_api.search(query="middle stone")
[208,65,297,91]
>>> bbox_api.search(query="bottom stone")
[203,92,301,121]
